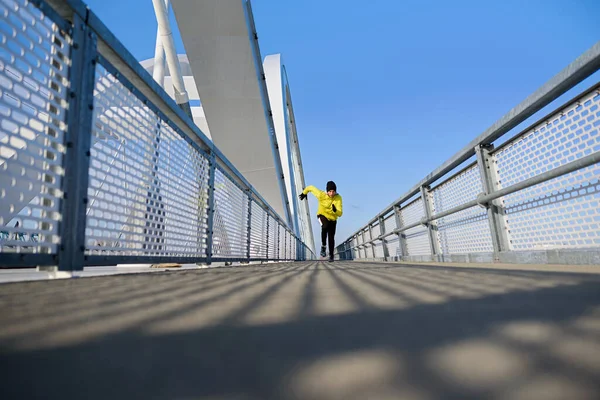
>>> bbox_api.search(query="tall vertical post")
[205,153,216,265]
[58,14,97,271]
[246,192,252,262]
[379,216,390,261]
[368,225,376,258]
[420,186,441,259]
[475,144,510,259]
[393,205,408,260]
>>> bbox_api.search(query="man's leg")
[327,220,337,261]
[318,215,329,257]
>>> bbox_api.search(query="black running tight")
[318,215,337,256]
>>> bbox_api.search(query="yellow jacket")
[303,185,343,221]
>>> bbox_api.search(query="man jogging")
[299,181,343,262]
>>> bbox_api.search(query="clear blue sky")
[85,0,599,247]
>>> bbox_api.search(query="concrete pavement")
[1,261,599,399]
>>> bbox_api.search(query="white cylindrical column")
[152,0,169,87]
[151,0,189,108]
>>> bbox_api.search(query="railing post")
[360,230,365,259]
[368,225,376,258]
[420,186,441,259]
[275,223,279,260]
[284,227,287,260]
[475,144,510,259]
[362,231,367,259]
[57,14,97,272]
[205,152,217,265]
[246,192,252,262]
[360,230,366,259]
[265,214,270,261]
[393,205,408,260]
[379,216,390,261]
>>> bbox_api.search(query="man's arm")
[302,185,324,199]
[332,196,343,217]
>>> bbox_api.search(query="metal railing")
[0,0,314,270]
[337,42,600,265]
